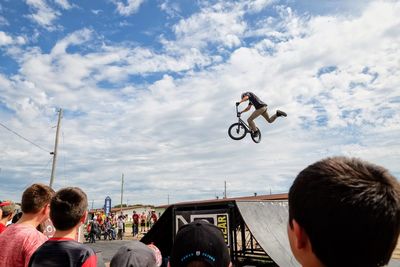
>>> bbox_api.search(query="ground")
[85,225,145,266]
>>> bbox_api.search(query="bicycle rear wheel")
[228,123,247,140]
[251,129,262,143]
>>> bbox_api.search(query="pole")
[50,108,62,188]
[224,181,227,199]
[120,173,124,215]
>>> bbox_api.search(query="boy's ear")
[80,211,88,224]
[7,212,14,221]
[292,219,309,249]
[42,203,51,215]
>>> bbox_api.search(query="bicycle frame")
[235,105,251,132]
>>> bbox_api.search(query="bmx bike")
[228,105,261,143]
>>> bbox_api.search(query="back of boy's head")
[50,187,88,230]
[22,183,55,214]
[288,156,400,267]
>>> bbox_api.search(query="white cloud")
[54,0,73,10]
[91,9,102,15]
[0,31,26,46]
[159,0,181,18]
[246,0,275,13]
[0,31,13,46]
[164,2,246,52]
[25,0,60,29]
[113,0,146,16]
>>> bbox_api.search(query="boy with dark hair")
[29,187,97,267]
[287,157,400,267]
[0,183,55,267]
[169,220,231,267]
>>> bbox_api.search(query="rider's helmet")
[241,92,247,99]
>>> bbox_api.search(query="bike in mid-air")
[228,104,261,143]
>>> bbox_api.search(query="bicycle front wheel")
[228,123,247,140]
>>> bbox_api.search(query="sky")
[0,0,399,207]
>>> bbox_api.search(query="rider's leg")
[247,107,266,132]
[261,108,277,123]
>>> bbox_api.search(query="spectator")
[0,201,3,219]
[287,157,400,267]
[140,212,147,233]
[0,183,55,267]
[110,240,158,267]
[0,201,15,233]
[12,211,23,224]
[117,215,124,240]
[122,213,126,234]
[28,187,97,267]
[132,211,139,236]
[149,210,158,229]
[104,216,116,240]
[170,220,231,267]
[88,220,99,243]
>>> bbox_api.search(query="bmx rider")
[236,91,287,137]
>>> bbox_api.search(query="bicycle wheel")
[251,129,262,143]
[228,123,247,140]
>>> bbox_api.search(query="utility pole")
[120,173,124,215]
[49,108,62,188]
[224,181,227,199]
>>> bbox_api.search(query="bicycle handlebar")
[235,104,241,117]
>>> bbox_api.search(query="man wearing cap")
[110,240,160,267]
[0,201,15,233]
[169,220,231,267]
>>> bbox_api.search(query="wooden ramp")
[236,201,300,267]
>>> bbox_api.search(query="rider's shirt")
[243,92,267,109]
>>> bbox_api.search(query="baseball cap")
[0,201,10,207]
[110,240,158,267]
[170,220,230,267]
[0,201,15,216]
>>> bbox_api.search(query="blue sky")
[1,0,399,207]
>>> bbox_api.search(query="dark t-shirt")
[242,92,267,109]
[28,238,97,267]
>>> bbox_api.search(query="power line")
[0,121,51,153]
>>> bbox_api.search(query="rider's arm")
[240,104,251,114]
[239,95,249,104]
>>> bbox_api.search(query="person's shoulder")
[49,239,96,254]
[1,223,44,240]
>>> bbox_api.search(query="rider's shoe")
[252,130,259,137]
[276,110,287,117]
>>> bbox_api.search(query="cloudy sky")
[0,0,399,207]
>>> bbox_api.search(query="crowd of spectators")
[84,208,158,243]
[0,156,399,267]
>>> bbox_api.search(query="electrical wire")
[0,121,51,153]
[19,156,53,191]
